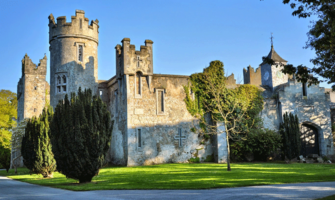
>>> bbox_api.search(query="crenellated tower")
[17,54,49,122]
[115,38,154,94]
[48,10,99,107]
[243,65,262,86]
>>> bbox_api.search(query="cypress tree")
[50,88,113,183]
[21,106,56,178]
[280,112,301,161]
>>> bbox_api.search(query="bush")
[280,112,300,161]
[230,129,282,161]
[50,88,113,183]
[21,106,56,178]
[0,146,10,172]
[244,129,282,161]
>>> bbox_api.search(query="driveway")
[0,176,335,200]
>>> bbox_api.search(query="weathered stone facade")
[48,10,99,108]
[17,54,49,122]
[245,46,334,157]
[16,10,334,168]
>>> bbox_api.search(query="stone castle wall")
[49,10,99,108]
[243,65,261,86]
[125,74,214,166]
[17,54,49,122]
[278,79,334,156]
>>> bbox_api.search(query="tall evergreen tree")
[21,106,56,178]
[50,88,113,183]
[280,112,301,161]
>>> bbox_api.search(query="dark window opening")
[138,129,141,147]
[62,75,66,84]
[78,45,83,62]
[136,72,141,95]
[34,86,37,90]
[80,19,82,29]
[62,86,66,92]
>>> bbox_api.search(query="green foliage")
[230,129,282,161]
[21,106,56,178]
[190,127,196,133]
[184,61,263,138]
[50,88,113,183]
[0,90,17,173]
[204,154,214,162]
[189,157,200,163]
[280,112,301,161]
[243,129,282,161]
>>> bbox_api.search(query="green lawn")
[0,163,334,191]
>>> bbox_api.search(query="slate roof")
[267,45,287,62]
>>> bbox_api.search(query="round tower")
[48,10,99,108]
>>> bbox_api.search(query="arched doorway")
[300,123,319,156]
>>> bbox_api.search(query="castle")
[15,10,334,166]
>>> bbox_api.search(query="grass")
[0,163,334,191]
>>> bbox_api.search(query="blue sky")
[0,0,322,93]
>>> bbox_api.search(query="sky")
[0,0,324,93]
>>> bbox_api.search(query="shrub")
[230,129,282,161]
[0,146,10,172]
[21,106,56,178]
[189,157,200,163]
[243,129,282,161]
[50,88,113,183]
[280,112,300,161]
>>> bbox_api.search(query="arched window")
[57,76,61,85]
[62,75,66,84]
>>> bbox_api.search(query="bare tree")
[201,72,247,171]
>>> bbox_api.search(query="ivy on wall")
[184,60,264,139]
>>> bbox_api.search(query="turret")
[48,10,99,108]
[17,54,49,122]
[260,45,288,91]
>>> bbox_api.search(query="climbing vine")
[184,60,264,140]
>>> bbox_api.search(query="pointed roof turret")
[267,45,287,63]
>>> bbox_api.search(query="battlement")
[243,65,261,86]
[225,73,237,87]
[48,10,99,44]
[115,38,154,77]
[21,54,47,76]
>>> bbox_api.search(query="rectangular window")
[115,90,118,117]
[156,89,165,115]
[138,129,141,147]
[62,86,67,92]
[99,90,103,98]
[80,19,82,29]
[78,45,83,62]
[57,86,61,93]
[135,72,142,98]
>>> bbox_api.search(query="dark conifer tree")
[21,106,56,178]
[280,112,301,161]
[50,88,113,183]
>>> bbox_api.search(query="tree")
[0,130,11,172]
[263,1,335,89]
[184,61,263,171]
[10,120,26,174]
[21,106,56,178]
[50,88,113,183]
[279,112,301,161]
[0,90,17,172]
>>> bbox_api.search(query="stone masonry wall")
[126,74,214,166]
[278,79,334,156]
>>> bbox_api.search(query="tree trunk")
[225,124,231,171]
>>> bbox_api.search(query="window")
[302,82,307,97]
[80,19,82,29]
[114,90,118,117]
[137,129,142,147]
[156,89,165,115]
[99,90,103,98]
[34,86,37,90]
[78,45,83,62]
[34,108,37,112]
[56,73,67,94]
[135,72,142,98]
